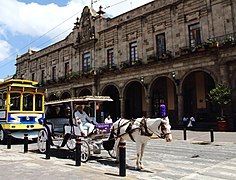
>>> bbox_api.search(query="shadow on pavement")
[30,148,74,159]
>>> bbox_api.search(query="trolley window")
[35,94,43,111]
[10,93,21,111]
[0,92,7,109]
[23,93,33,111]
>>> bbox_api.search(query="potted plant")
[208,84,232,131]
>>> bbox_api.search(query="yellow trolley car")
[0,79,45,142]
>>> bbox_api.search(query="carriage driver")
[74,105,95,137]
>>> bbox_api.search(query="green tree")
[208,84,232,120]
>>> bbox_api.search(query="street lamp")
[172,71,180,85]
[140,76,148,89]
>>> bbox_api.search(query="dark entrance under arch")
[150,77,177,126]
[48,94,59,101]
[78,88,92,97]
[60,92,71,100]
[183,71,215,129]
[124,81,143,119]
[102,85,120,121]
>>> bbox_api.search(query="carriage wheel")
[81,140,90,163]
[37,129,48,153]
[66,136,76,151]
[108,148,116,159]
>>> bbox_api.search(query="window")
[32,73,35,81]
[107,48,114,69]
[189,23,201,48]
[23,93,33,111]
[10,93,21,111]
[65,62,69,77]
[35,94,43,111]
[130,42,138,65]
[52,66,56,81]
[0,92,6,109]
[41,70,45,83]
[156,33,166,58]
[82,52,91,72]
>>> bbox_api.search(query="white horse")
[106,117,172,170]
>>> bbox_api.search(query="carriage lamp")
[171,71,180,86]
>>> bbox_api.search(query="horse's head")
[159,117,172,142]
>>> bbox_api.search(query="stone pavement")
[0,130,236,180]
[171,129,236,143]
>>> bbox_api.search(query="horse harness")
[113,118,154,142]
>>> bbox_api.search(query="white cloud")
[0,40,11,62]
[0,0,84,40]
[0,0,153,39]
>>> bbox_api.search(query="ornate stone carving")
[78,6,95,43]
[127,32,137,41]
[185,12,200,22]
[153,22,166,32]
[105,39,114,48]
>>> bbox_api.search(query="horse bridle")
[141,118,172,139]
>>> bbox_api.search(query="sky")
[0,0,153,80]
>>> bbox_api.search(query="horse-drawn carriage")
[37,96,114,162]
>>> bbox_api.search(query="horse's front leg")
[136,142,142,170]
[114,138,120,163]
[139,142,147,169]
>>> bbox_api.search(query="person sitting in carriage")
[74,105,95,137]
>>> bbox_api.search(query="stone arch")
[48,93,59,101]
[181,68,217,92]
[77,88,92,97]
[60,91,72,100]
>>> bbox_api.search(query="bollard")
[183,128,187,140]
[210,129,214,142]
[7,132,12,149]
[75,138,81,166]
[24,134,28,153]
[119,141,126,177]
[46,139,50,159]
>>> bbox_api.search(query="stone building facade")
[15,0,236,130]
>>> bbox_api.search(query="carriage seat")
[47,118,69,133]
[63,124,88,136]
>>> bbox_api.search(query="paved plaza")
[0,130,236,180]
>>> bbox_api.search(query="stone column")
[177,93,184,125]
[219,64,229,85]
[146,96,152,117]
[72,88,77,97]
[120,98,125,118]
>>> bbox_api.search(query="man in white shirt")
[104,115,113,124]
[74,105,95,136]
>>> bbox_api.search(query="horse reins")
[139,118,172,139]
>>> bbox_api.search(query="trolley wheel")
[37,129,48,153]
[81,140,90,163]
[108,148,116,159]
[0,129,6,144]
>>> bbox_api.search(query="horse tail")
[108,132,114,140]
[103,126,115,151]
[108,126,115,140]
